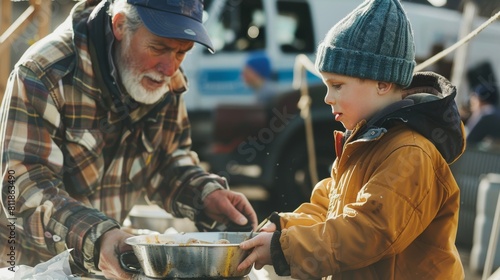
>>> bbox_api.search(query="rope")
[293,10,500,79]
[291,10,500,188]
[293,54,320,186]
[414,10,500,72]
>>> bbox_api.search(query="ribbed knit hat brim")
[316,45,415,86]
[315,0,416,87]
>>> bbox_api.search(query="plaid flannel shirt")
[0,1,225,271]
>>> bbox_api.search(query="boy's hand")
[238,232,273,271]
[259,222,276,232]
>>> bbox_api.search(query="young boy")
[237,0,466,279]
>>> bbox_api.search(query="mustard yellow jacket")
[271,73,466,279]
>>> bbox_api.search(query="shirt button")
[52,235,61,242]
[44,231,52,238]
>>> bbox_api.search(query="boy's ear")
[377,82,393,95]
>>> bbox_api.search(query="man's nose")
[156,63,176,77]
[156,56,179,77]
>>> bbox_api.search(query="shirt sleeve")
[139,87,228,224]
[0,67,120,271]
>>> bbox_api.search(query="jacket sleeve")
[276,145,447,278]
[269,177,331,276]
[278,177,332,228]
[0,67,120,271]
[148,84,227,225]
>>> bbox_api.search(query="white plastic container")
[470,173,500,274]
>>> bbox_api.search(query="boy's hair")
[315,0,416,88]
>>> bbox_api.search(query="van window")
[205,0,266,52]
[276,1,314,53]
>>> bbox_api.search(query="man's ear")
[112,13,126,41]
[377,81,393,95]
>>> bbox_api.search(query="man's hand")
[203,189,258,230]
[237,232,273,271]
[98,228,134,280]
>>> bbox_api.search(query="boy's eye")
[332,84,342,90]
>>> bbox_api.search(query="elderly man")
[0,0,257,278]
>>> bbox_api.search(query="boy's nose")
[324,90,336,105]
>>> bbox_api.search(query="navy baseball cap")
[127,0,214,53]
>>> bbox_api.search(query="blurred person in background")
[242,51,277,105]
[465,83,500,150]
[0,0,257,279]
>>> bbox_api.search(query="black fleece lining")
[271,231,291,276]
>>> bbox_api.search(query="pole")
[450,0,477,106]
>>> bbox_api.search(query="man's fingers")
[227,202,249,225]
[203,189,258,228]
[237,215,249,225]
[234,195,258,226]
[226,193,256,226]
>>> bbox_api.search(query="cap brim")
[136,7,214,53]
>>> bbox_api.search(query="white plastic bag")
[12,249,73,280]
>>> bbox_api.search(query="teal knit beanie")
[315,0,416,87]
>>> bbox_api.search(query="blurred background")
[1,0,500,279]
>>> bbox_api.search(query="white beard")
[115,32,170,105]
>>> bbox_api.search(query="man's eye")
[150,46,165,53]
[176,51,189,60]
[332,84,342,90]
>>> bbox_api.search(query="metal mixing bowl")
[121,232,254,279]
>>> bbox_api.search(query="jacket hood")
[362,72,466,164]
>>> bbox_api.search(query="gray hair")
[108,0,143,33]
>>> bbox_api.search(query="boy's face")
[320,72,394,130]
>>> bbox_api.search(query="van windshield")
[203,0,315,53]
[203,0,498,54]
[204,0,266,52]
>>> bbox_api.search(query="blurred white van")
[183,0,500,112]
[181,0,500,212]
